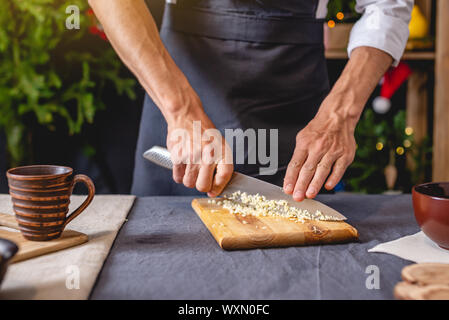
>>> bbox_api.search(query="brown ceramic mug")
[6,165,95,241]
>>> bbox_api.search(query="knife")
[143,146,346,220]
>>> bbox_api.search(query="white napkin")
[368,231,449,264]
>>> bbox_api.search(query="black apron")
[131,0,330,196]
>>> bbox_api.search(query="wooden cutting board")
[192,198,358,250]
[0,213,88,263]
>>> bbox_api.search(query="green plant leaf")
[0,0,136,165]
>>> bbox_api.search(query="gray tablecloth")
[91,194,419,300]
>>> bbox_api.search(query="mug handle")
[64,174,95,227]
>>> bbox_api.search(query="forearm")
[88,0,202,122]
[316,46,393,128]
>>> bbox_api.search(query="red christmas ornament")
[373,62,412,114]
[87,8,108,41]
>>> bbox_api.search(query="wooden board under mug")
[192,198,358,250]
[0,213,88,263]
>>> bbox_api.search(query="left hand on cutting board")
[283,100,357,202]
[283,46,394,201]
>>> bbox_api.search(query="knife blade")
[143,146,346,220]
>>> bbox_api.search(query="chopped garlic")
[215,191,337,224]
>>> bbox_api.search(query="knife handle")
[143,146,173,170]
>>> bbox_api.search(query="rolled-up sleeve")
[347,0,413,66]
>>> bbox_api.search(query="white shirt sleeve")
[347,0,413,66]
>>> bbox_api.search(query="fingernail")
[293,191,303,201]
[307,187,316,197]
[284,184,293,193]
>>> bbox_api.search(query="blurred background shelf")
[325,50,436,61]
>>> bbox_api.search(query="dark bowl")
[0,238,18,287]
[412,182,449,250]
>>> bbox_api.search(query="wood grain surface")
[395,282,449,300]
[395,263,449,300]
[0,213,88,263]
[433,0,449,181]
[402,263,449,286]
[192,198,358,250]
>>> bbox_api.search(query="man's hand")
[283,46,394,201]
[283,104,356,201]
[166,95,233,197]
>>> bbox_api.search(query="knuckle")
[183,181,195,188]
[200,164,214,174]
[196,182,211,192]
[314,148,327,157]
[183,174,197,188]
[310,182,321,191]
[317,162,331,170]
[295,132,304,141]
[173,175,183,183]
[171,155,183,165]
[347,151,356,162]
[294,138,307,150]
[217,166,233,180]
[329,150,343,159]
[288,160,301,169]
[214,172,225,181]
[172,167,184,183]
[186,166,199,176]
[295,179,307,190]
[342,155,354,165]
[344,145,355,155]
[223,165,234,175]
[215,174,230,186]
[211,186,224,196]
[334,163,346,171]
[184,181,196,188]
[303,162,316,172]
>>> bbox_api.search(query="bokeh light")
[396,146,405,155]
[405,127,414,136]
[403,139,412,148]
[376,142,384,151]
